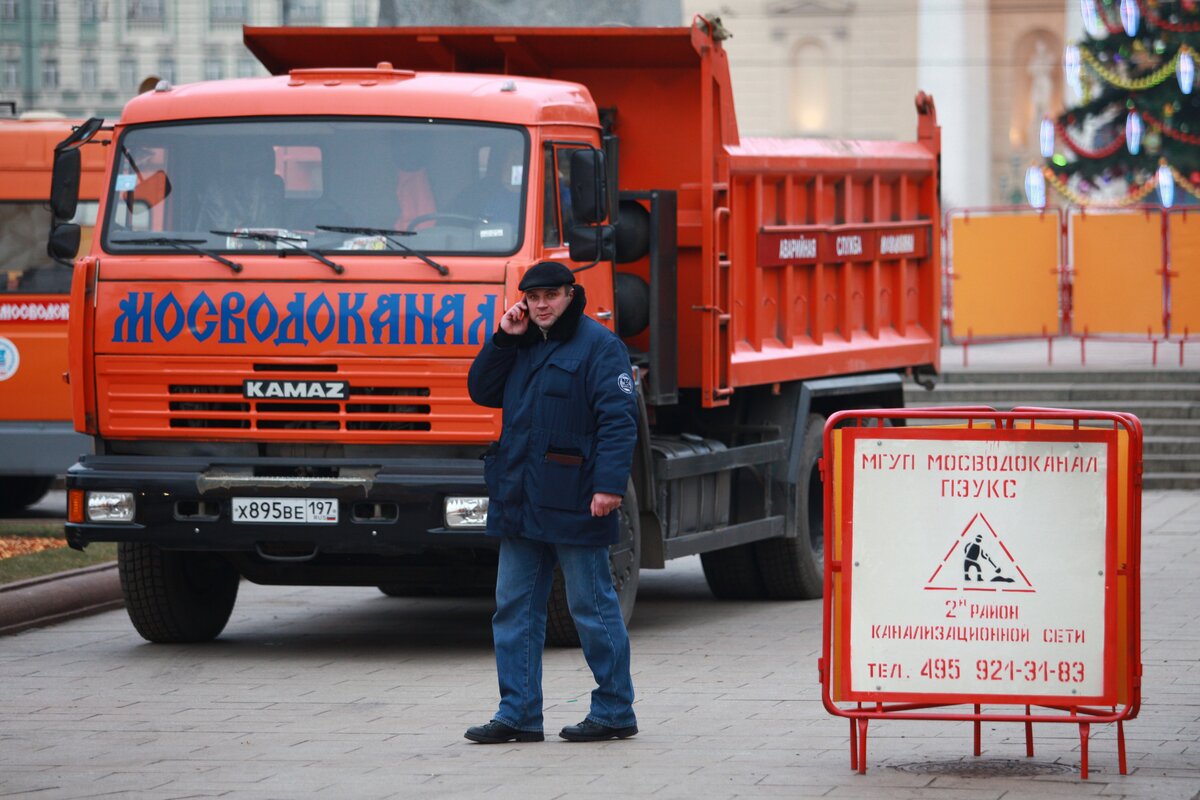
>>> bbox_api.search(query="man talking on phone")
[465,260,639,744]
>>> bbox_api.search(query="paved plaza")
[0,489,1197,799]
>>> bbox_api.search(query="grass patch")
[0,519,64,538]
[0,543,117,586]
[0,519,116,586]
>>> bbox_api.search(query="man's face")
[524,285,573,330]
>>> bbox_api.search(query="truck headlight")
[444,496,488,529]
[86,491,135,522]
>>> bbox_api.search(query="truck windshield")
[102,119,527,257]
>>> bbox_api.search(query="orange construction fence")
[947,209,1062,341]
[945,206,1197,364]
[1169,210,1200,339]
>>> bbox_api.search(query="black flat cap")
[518,261,575,291]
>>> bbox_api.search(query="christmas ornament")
[1064,45,1083,96]
[1025,166,1047,209]
[1120,0,1140,37]
[1126,110,1143,154]
[1080,0,1105,37]
[1040,118,1056,158]
[1179,49,1195,94]
[1157,163,1175,208]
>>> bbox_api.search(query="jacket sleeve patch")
[617,372,634,395]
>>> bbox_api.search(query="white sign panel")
[847,433,1111,701]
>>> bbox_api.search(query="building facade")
[3,0,1073,208]
[0,0,378,119]
[682,0,1074,209]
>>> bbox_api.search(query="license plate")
[231,497,338,524]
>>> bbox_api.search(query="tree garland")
[1166,161,1200,197]
[1138,105,1200,145]
[1080,46,1183,91]
[1042,165,1164,205]
[1140,0,1200,33]
[1055,118,1129,157]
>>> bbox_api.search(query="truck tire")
[546,482,640,648]
[0,476,54,515]
[118,542,240,643]
[700,544,766,599]
[755,413,825,599]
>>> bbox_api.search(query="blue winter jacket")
[467,285,638,546]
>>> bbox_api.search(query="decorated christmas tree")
[1040,0,1200,207]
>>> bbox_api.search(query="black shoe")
[464,720,544,744]
[558,719,639,742]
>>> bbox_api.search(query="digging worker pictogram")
[964,534,1000,582]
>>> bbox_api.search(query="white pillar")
[918,0,990,209]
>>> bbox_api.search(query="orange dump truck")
[0,114,104,513]
[51,20,941,642]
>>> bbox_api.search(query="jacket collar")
[519,284,587,346]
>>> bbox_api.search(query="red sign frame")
[819,407,1142,780]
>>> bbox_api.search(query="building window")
[204,57,224,81]
[129,0,164,22]
[81,0,100,22]
[81,58,98,91]
[285,0,322,24]
[2,60,19,90]
[0,0,18,21]
[158,57,175,84]
[210,0,246,23]
[351,0,370,25]
[236,57,258,78]
[41,59,59,90]
[791,39,830,134]
[119,58,138,91]
[40,0,57,20]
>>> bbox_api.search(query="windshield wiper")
[211,229,346,275]
[316,225,449,276]
[111,236,243,273]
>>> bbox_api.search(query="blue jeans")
[491,536,636,733]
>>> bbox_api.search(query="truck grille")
[97,357,498,442]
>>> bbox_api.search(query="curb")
[0,562,123,636]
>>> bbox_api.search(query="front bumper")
[65,454,492,553]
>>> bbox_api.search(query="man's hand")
[499,299,529,336]
[590,492,622,517]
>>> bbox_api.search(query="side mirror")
[47,223,81,263]
[570,149,608,224]
[49,146,81,221]
[568,224,615,264]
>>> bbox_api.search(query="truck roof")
[243,25,705,75]
[0,117,106,199]
[118,69,599,128]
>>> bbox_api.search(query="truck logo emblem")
[0,336,18,381]
[243,380,349,400]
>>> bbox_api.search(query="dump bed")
[244,23,941,406]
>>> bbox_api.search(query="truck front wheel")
[118,542,239,643]
[546,481,640,647]
[754,413,825,599]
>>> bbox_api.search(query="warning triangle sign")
[924,512,1035,594]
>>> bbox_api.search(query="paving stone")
[2,490,1199,798]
